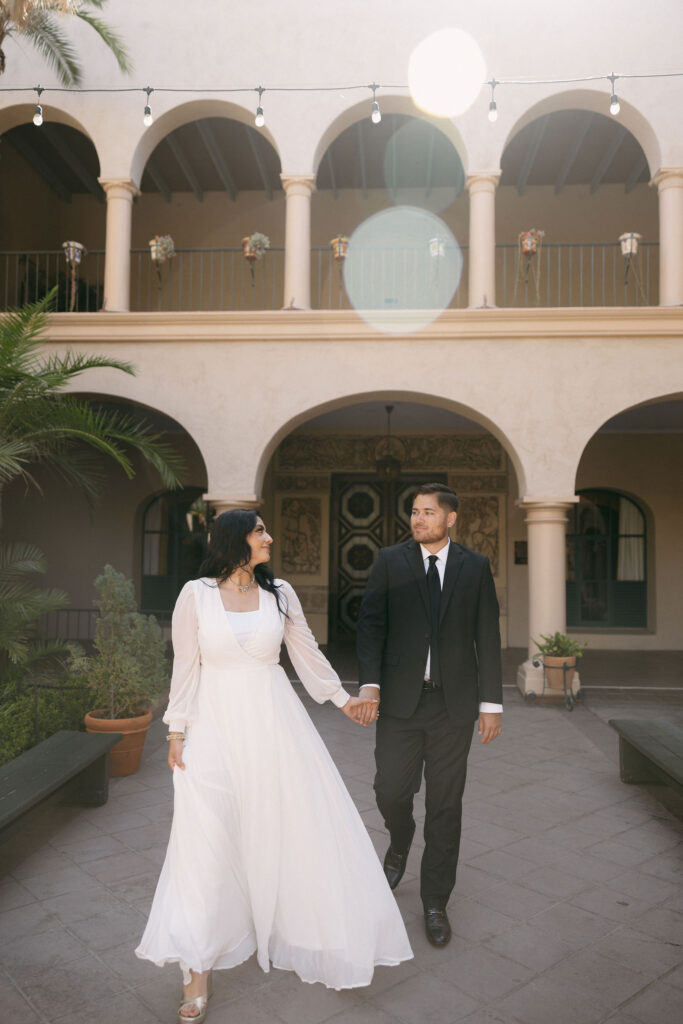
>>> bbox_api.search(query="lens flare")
[408,28,486,118]
[343,206,463,335]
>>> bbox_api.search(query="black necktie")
[427,555,442,686]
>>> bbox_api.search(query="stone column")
[653,169,683,306]
[98,178,139,312]
[466,172,500,308]
[516,499,579,697]
[281,174,315,309]
[203,495,262,517]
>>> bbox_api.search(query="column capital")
[204,494,262,516]
[98,177,140,200]
[518,498,578,524]
[465,171,501,194]
[280,174,316,197]
[651,168,683,191]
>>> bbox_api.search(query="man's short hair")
[414,483,460,513]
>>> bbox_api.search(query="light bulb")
[255,106,265,128]
[371,100,381,124]
[609,93,620,115]
[33,103,43,127]
[143,105,153,127]
[488,100,498,123]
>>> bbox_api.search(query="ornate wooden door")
[330,474,447,637]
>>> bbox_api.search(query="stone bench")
[0,729,122,841]
[609,719,683,797]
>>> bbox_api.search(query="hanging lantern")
[619,232,642,257]
[375,405,404,482]
[330,235,349,261]
[429,236,446,259]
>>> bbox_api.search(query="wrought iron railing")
[40,607,172,642]
[0,241,659,312]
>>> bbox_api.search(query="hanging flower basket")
[519,229,544,255]
[149,235,175,263]
[242,232,270,262]
[619,232,642,257]
[330,235,349,261]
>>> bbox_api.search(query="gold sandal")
[178,972,212,1023]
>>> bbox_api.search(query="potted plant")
[74,566,169,776]
[533,632,586,692]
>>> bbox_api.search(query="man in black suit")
[356,483,502,947]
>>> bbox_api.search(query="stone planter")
[84,708,153,777]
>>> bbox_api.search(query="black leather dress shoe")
[424,907,451,947]
[383,844,410,890]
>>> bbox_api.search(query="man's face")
[410,493,456,545]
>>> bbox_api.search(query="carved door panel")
[330,474,446,637]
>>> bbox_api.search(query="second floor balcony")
[0,239,660,313]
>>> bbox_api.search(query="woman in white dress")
[135,509,412,1021]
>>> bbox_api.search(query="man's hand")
[478,712,502,745]
[342,696,379,726]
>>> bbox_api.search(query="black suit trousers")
[374,688,474,910]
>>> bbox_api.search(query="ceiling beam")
[425,127,436,199]
[326,148,339,199]
[146,158,172,202]
[590,124,628,194]
[625,153,648,193]
[166,132,203,201]
[517,115,549,196]
[554,113,594,194]
[245,125,273,200]
[196,119,238,201]
[5,131,72,202]
[40,123,104,202]
[356,121,368,198]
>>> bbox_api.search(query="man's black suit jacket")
[356,540,502,723]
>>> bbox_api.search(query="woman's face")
[246,517,273,566]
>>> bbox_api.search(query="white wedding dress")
[135,578,412,990]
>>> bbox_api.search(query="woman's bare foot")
[180,970,210,1019]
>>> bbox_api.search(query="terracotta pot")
[543,655,576,691]
[84,708,153,777]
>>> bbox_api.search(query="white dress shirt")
[360,538,503,715]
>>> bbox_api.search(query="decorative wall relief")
[278,434,504,472]
[274,474,330,492]
[281,497,322,575]
[454,495,500,576]
[449,474,508,493]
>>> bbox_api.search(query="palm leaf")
[75,8,132,75]
[20,10,82,87]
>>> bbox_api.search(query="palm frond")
[0,542,47,578]
[19,9,82,87]
[75,8,132,75]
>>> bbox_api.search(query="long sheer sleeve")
[162,581,201,733]
[280,582,349,708]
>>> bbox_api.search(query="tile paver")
[0,682,681,1024]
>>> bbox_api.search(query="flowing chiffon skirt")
[135,660,413,989]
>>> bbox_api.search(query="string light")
[487,78,498,122]
[370,82,381,124]
[609,73,620,115]
[254,86,265,128]
[143,86,153,127]
[32,85,43,126]
[3,69,682,129]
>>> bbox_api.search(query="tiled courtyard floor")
[1,681,682,1024]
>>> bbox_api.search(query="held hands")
[478,712,502,745]
[342,695,380,727]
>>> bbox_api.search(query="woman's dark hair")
[197,509,287,615]
[413,482,460,513]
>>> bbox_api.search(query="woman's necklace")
[226,574,256,594]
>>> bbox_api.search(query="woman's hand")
[168,738,186,770]
[342,696,379,726]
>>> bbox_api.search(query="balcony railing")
[0,242,659,313]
